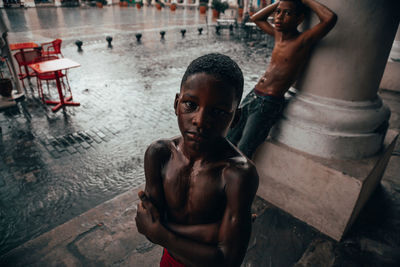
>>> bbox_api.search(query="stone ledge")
[380,61,400,93]
[254,130,398,241]
[0,185,163,267]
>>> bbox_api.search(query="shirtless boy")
[135,53,259,266]
[227,0,337,158]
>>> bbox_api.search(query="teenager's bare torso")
[255,33,310,97]
[163,137,239,225]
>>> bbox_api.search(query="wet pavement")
[0,5,274,256]
[0,5,400,266]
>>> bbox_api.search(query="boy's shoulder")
[145,137,179,161]
[220,146,259,199]
[223,144,259,185]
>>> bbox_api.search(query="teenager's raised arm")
[250,1,279,36]
[301,0,337,45]
[136,162,259,266]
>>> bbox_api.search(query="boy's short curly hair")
[281,0,306,15]
[181,53,244,103]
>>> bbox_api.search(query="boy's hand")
[135,192,163,243]
[136,202,160,243]
[138,190,160,221]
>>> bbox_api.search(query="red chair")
[40,39,63,58]
[33,55,72,103]
[13,49,41,88]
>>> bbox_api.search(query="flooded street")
[0,6,275,255]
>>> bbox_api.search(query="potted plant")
[170,2,177,11]
[238,3,244,18]
[249,5,256,16]
[199,0,207,14]
[136,0,143,9]
[155,0,164,10]
[96,0,107,8]
[211,0,229,18]
[0,78,13,98]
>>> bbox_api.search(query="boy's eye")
[284,10,292,16]
[182,101,197,111]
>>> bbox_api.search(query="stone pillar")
[254,0,400,241]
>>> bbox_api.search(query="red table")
[10,42,39,80]
[29,58,81,112]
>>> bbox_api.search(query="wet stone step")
[64,135,76,145]
[77,131,93,143]
[72,133,84,143]
[38,127,119,158]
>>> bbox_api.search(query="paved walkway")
[0,5,272,258]
[0,5,399,267]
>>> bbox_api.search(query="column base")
[253,130,398,241]
[271,92,391,159]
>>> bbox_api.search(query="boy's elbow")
[323,12,337,30]
[330,13,338,26]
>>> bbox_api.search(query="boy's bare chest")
[272,44,302,63]
[163,163,226,223]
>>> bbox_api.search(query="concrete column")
[270,0,400,159]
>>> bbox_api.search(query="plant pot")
[238,8,243,17]
[136,3,142,9]
[0,79,13,98]
[170,4,176,11]
[199,5,207,14]
[212,8,219,18]
[122,1,128,6]
[96,2,103,8]
[156,3,162,10]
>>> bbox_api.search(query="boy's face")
[274,1,303,32]
[175,73,239,154]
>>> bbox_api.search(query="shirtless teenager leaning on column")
[227,0,337,158]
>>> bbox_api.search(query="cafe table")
[29,58,81,112]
